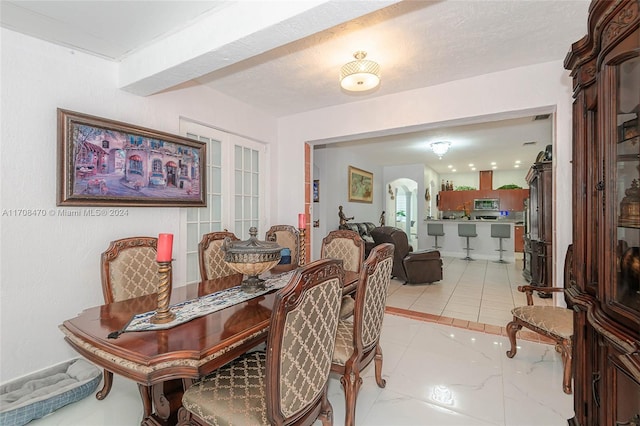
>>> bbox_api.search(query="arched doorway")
[387,178,418,249]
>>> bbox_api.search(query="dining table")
[59,269,359,425]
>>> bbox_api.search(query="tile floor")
[386,256,555,328]
[30,315,573,425]
[29,257,571,425]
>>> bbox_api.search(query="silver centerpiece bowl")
[223,227,282,293]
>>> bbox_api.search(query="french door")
[180,120,266,283]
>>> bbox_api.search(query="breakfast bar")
[425,219,517,262]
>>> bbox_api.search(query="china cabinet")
[564,0,640,425]
[525,160,553,296]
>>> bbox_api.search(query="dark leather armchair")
[371,226,443,284]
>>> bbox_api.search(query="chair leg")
[96,369,113,400]
[340,366,363,426]
[374,345,386,388]
[318,386,334,426]
[505,320,522,358]
[559,340,573,394]
[462,236,475,260]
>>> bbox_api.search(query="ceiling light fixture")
[340,51,380,92]
[430,141,451,159]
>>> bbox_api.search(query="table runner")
[108,271,295,339]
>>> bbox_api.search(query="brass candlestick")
[298,227,306,266]
[150,260,176,324]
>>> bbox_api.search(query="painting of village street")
[58,110,205,206]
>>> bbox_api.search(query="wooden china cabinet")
[564,0,640,425]
[525,159,553,295]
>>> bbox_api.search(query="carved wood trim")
[602,0,639,49]
[567,286,640,383]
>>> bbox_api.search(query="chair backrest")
[353,243,395,352]
[265,225,300,266]
[458,223,477,237]
[320,229,365,273]
[198,231,242,281]
[370,226,410,280]
[101,237,158,304]
[265,258,343,424]
[490,223,511,238]
[427,223,444,236]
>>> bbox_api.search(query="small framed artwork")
[57,109,206,207]
[313,180,320,202]
[348,166,373,203]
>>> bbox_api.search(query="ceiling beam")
[119,0,400,96]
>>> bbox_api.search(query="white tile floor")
[386,257,555,328]
[30,313,573,426]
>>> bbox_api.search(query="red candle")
[157,233,173,262]
[298,213,306,229]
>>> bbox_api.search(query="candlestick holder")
[298,227,306,266]
[150,260,176,324]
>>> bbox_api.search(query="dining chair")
[265,225,301,266]
[178,258,344,426]
[320,229,365,274]
[321,229,366,319]
[331,243,395,426]
[99,236,158,412]
[198,231,242,282]
[505,244,574,394]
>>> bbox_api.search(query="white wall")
[277,60,574,307]
[310,144,383,257]
[0,29,278,382]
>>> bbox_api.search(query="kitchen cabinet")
[438,189,529,212]
[498,189,529,212]
[564,1,639,424]
[514,225,524,253]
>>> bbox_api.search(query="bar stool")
[491,223,511,263]
[458,223,477,261]
[427,223,445,249]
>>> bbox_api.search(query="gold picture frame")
[57,109,206,207]
[348,166,373,203]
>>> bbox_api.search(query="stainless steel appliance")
[473,198,499,211]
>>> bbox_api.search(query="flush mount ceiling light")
[340,51,381,92]
[430,141,451,159]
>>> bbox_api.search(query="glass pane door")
[614,55,639,314]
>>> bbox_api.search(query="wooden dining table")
[59,269,358,425]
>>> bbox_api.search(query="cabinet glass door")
[614,54,640,314]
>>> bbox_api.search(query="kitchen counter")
[425,219,517,261]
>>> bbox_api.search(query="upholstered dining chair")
[321,229,366,319]
[265,225,301,266]
[505,245,574,394]
[198,231,242,283]
[320,229,365,274]
[99,236,158,411]
[178,258,344,426]
[331,243,395,426]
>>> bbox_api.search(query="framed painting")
[57,109,206,207]
[313,180,319,202]
[348,166,373,203]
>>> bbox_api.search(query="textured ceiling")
[0,0,590,173]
